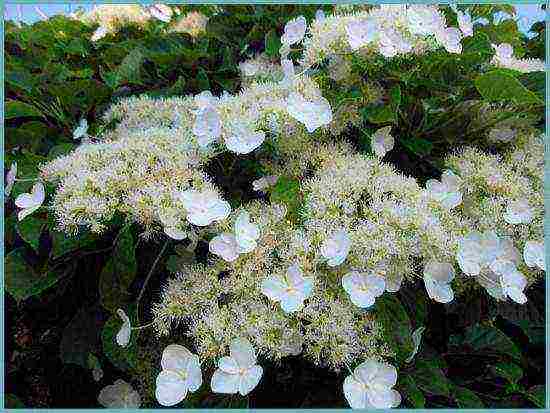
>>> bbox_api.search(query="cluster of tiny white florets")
[169,10,209,37]
[31,4,546,409]
[491,43,546,73]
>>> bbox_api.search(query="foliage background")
[4,4,546,408]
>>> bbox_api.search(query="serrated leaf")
[399,375,425,408]
[5,100,43,120]
[493,362,523,383]
[373,294,414,363]
[450,324,522,360]
[16,216,46,252]
[454,385,484,408]
[99,225,137,312]
[5,249,61,301]
[475,70,543,105]
[411,358,452,397]
[50,229,96,259]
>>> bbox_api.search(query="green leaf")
[525,385,545,408]
[475,70,543,105]
[514,320,544,345]
[400,137,433,156]
[5,249,61,301]
[196,67,210,91]
[389,84,401,107]
[60,304,105,368]
[411,358,452,397]
[101,306,138,371]
[5,100,43,120]
[48,143,77,160]
[99,225,137,311]
[50,229,96,259]
[454,385,484,408]
[5,394,26,408]
[493,362,523,383]
[399,375,425,408]
[450,324,522,360]
[265,29,281,58]
[373,294,413,363]
[16,216,46,252]
[361,104,397,124]
[269,176,302,221]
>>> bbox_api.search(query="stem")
[136,240,169,326]
[131,320,156,331]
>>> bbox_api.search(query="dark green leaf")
[410,358,452,397]
[265,29,281,58]
[101,305,138,371]
[270,176,302,221]
[399,375,425,408]
[475,70,543,105]
[16,216,46,252]
[50,229,96,259]
[373,294,413,363]
[450,323,522,360]
[525,385,545,408]
[5,100,43,119]
[400,137,433,156]
[454,385,484,408]
[493,362,523,383]
[99,225,137,311]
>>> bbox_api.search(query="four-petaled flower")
[342,271,386,308]
[456,231,500,276]
[211,338,263,396]
[287,92,333,133]
[423,261,455,303]
[456,10,473,37]
[281,15,306,45]
[224,121,265,154]
[179,189,231,226]
[209,233,241,262]
[261,264,314,313]
[371,126,394,158]
[320,229,351,267]
[503,199,533,224]
[15,182,45,221]
[156,344,202,406]
[343,359,401,409]
[495,262,528,304]
[425,170,462,210]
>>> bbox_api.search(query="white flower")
[345,19,377,50]
[436,27,463,54]
[320,229,351,267]
[407,5,445,36]
[343,359,401,409]
[281,15,306,45]
[425,170,462,210]
[489,237,521,273]
[179,189,231,226]
[342,271,385,308]
[371,126,394,158]
[211,338,263,396]
[156,344,202,406]
[239,61,259,77]
[252,175,278,192]
[73,118,88,140]
[149,4,173,22]
[456,231,500,276]
[315,9,325,22]
[209,233,240,262]
[5,162,17,197]
[456,10,473,37]
[164,227,187,240]
[378,28,412,58]
[423,261,455,303]
[234,211,260,253]
[287,92,333,133]
[15,182,45,221]
[92,366,104,382]
[115,309,131,347]
[261,264,314,313]
[503,199,533,224]
[498,263,528,304]
[192,106,222,148]
[281,58,295,87]
[224,122,265,154]
[523,241,545,271]
[91,26,108,42]
[98,379,141,408]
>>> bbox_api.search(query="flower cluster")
[491,43,545,73]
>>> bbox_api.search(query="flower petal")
[155,370,188,406]
[239,365,263,396]
[343,375,367,409]
[211,369,240,394]
[161,344,193,371]
[230,338,256,368]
